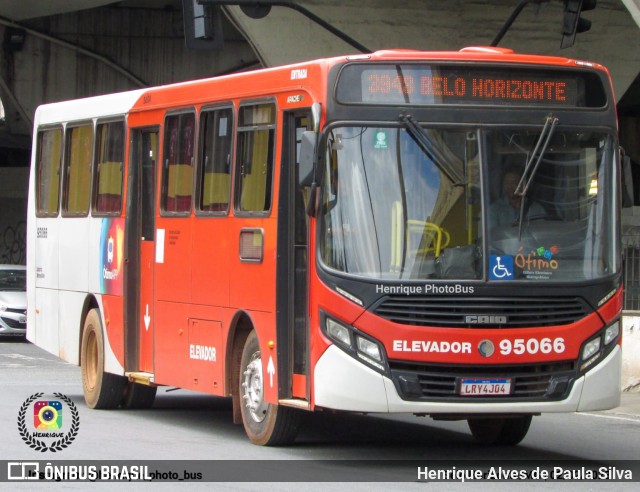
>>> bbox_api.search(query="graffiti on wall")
[1,221,26,265]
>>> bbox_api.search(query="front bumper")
[313,344,621,414]
[0,312,27,336]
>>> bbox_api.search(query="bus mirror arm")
[306,182,318,217]
[299,130,317,187]
[622,151,634,208]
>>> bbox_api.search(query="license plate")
[460,378,512,396]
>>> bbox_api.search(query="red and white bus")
[27,47,622,446]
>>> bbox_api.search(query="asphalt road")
[1,339,639,490]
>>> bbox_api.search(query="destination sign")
[335,64,606,108]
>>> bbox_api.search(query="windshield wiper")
[515,114,558,238]
[399,114,465,185]
[515,115,558,198]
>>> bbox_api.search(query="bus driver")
[490,165,545,227]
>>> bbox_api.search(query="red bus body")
[27,48,622,445]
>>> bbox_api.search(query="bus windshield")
[318,125,618,282]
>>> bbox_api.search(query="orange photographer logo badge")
[17,392,79,452]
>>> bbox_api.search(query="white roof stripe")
[33,89,147,126]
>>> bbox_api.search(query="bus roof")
[32,47,609,126]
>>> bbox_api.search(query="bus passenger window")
[162,112,195,214]
[235,103,275,213]
[63,124,93,216]
[93,121,125,215]
[198,107,233,213]
[35,128,63,217]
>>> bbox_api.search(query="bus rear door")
[125,127,158,375]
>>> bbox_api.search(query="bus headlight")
[356,335,384,370]
[579,320,620,372]
[326,318,352,346]
[322,312,388,374]
[581,337,601,362]
[604,321,620,345]
[357,336,382,361]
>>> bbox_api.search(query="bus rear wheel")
[121,382,157,409]
[80,308,126,409]
[467,415,532,445]
[239,330,300,445]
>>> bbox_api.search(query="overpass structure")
[1,1,639,135]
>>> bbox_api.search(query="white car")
[0,265,27,338]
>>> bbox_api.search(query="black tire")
[80,309,126,409]
[122,381,157,409]
[467,415,532,446]
[239,330,301,445]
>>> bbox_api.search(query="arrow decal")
[144,304,151,331]
[267,356,275,388]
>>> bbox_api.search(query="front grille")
[373,296,590,328]
[1,316,26,329]
[390,360,576,401]
[5,307,26,315]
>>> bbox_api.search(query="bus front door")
[275,111,312,404]
[125,128,158,375]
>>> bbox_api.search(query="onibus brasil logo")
[17,393,79,452]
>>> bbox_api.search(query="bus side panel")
[89,217,125,368]
[57,290,88,365]
[98,294,125,370]
[96,295,125,375]
[31,217,61,356]
[88,217,102,295]
[151,306,277,401]
[153,300,192,389]
[229,217,276,312]
[191,219,231,307]
[154,219,192,304]
[34,218,60,290]
[33,288,60,358]
[228,217,279,403]
[245,309,279,404]
[59,219,89,292]
[152,302,227,395]
[186,318,224,392]
[89,217,125,297]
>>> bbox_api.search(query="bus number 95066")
[499,337,565,356]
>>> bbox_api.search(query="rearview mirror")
[298,131,317,187]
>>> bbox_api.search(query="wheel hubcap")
[241,351,268,423]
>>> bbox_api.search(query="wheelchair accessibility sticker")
[490,255,514,280]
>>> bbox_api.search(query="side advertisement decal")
[100,218,124,295]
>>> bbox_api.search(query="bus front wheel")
[239,330,300,445]
[80,308,126,409]
[467,415,532,445]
